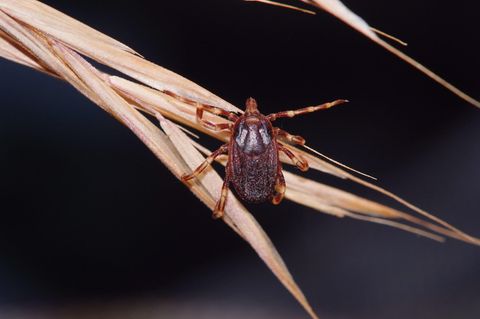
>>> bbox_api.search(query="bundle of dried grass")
[0,1,478,318]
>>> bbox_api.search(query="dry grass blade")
[0,29,43,69]
[283,172,480,245]
[253,0,480,108]
[245,0,316,15]
[303,0,480,108]
[285,144,480,245]
[1,1,479,318]
[0,0,237,111]
[303,144,377,180]
[370,27,408,46]
[301,0,379,39]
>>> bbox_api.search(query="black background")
[1,1,479,318]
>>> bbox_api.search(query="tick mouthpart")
[245,97,259,114]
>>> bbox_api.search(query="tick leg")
[278,144,309,172]
[274,127,306,146]
[182,144,228,182]
[267,99,348,121]
[272,169,286,205]
[213,175,230,219]
[164,90,239,122]
[196,108,233,132]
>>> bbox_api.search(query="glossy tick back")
[165,91,348,219]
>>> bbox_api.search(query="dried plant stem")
[304,0,480,108]
[248,0,480,108]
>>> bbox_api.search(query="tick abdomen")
[230,143,278,203]
[230,115,278,203]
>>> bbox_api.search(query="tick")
[165,91,347,219]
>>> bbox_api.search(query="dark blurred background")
[1,0,479,318]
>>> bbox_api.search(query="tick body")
[165,91,347,218]
[229,99,278,203]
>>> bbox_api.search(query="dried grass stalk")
[247,0,480,108]
[0,1,479,318]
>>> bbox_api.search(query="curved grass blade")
[249,0,480,108]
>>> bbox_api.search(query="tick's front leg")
[182,144,228,182]
[267,99,348,121]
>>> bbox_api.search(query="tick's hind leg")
[278,144,309,172]
[181,144,230,219]
[213,175,230,219]
[272,169,286,205]
[267,99,348,121]
[182,144,228,182]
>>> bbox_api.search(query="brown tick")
[165,92,347,219]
